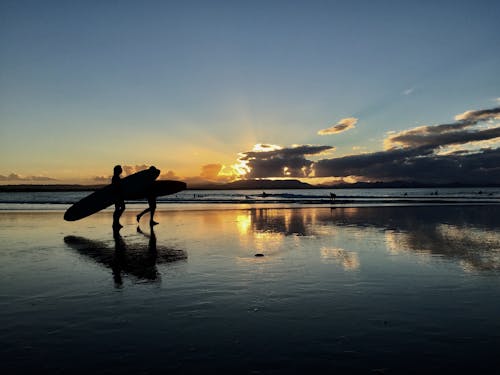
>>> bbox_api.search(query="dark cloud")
[313,106,500,183]
[386,107,500,149]
[0,173,56,182]
[387,126,500,149]
[455,107,500,123]
[239,106,500,184]
[239,145,333,178]
[315,146,432,178]
[316,147,500,183]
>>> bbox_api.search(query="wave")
[1,188,499,206]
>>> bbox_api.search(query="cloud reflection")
[325,206,500,272]
[320,247,360,270]
[232,206,499,272]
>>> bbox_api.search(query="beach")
[1,205,500,374]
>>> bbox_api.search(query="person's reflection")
[137,224,157,256]
[112,229,126,286]
[64,228,186,287]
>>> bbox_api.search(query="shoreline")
[1,200,500,214]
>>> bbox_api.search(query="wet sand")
[1,206,500,374]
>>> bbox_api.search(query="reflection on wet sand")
[326,206,500,272]
[64,226,187,286]
[248,208,315,236]
[242,206,500,272]
[320,247,360,270]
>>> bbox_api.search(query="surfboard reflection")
[64,227,187,287]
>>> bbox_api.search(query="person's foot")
[136,214,141,223]
[150,220,159,226]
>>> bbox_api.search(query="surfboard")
[127,180,187,200]
[64,167,161,221]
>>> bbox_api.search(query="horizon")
[1,1,499,185]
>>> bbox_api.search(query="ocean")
[1,187,499,211]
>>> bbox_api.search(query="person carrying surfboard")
[112,165,125,229]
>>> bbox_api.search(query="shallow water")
[1,206,500,374]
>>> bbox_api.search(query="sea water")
[0,187,499,211]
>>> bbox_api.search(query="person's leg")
[113,201,125,228]
[136,207,151,222]
[148,196,158,226]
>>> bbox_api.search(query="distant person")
[112,165,125,229]
[330,192,336,202]
[136,191,158,226]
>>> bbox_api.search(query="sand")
[1,206,500,374]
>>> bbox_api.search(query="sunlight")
[252,143,282,152]
[222,143,283,180]
[236,213,252,235]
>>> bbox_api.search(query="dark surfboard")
[64,167,161,221]
[127,180,187,200]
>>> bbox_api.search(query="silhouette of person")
[112,165,125,229]
[112,229,126,286]
[136,192,158,226]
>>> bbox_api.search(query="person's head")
[113,165,122,176]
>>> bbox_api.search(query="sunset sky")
[1,1,499,185]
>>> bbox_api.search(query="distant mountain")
[0,184,103,192]
[1,179,498,192]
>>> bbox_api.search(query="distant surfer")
[330,192,336,202]
[112,165,125,229]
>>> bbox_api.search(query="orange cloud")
[200,164,223,180]
[318,117,358,135]
[160,170,181,180]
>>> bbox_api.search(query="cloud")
[402,88,414,95]
[234,106,500,184]
[121,164,149,176]
[318,117,358,135]
[385,107,500,150]
[0,173,57,182]
[93,176,109,182]
[454,107,500,122]
[160,170,181,180]
[200,164,223,180]
[314,106,500,183]
[317,147,500,184]
[238,144,334,178]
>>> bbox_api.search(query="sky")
[1,0,499,185]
